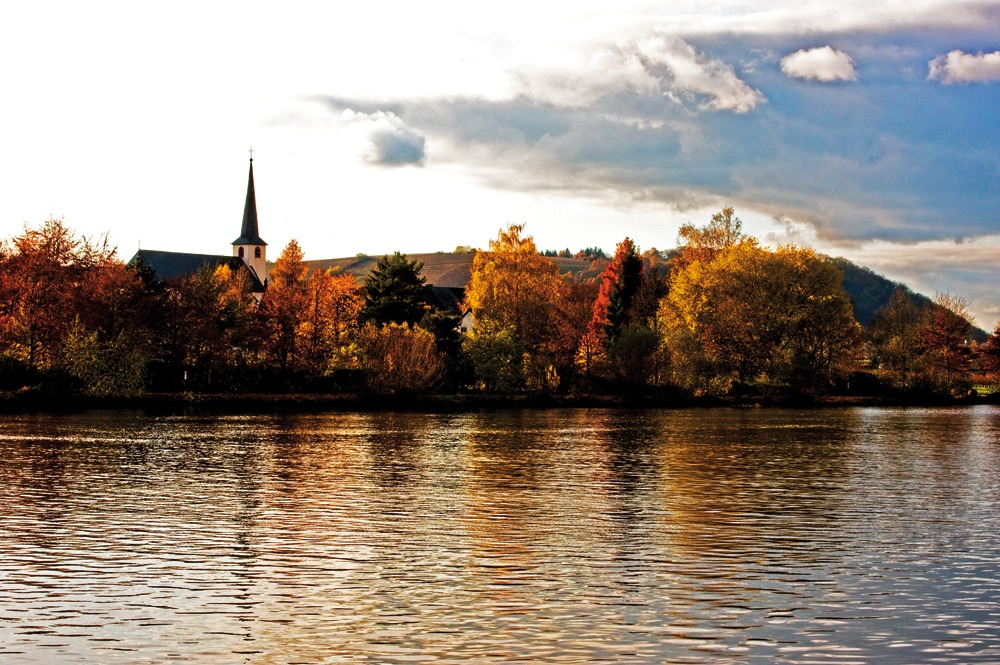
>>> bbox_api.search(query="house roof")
[232,159,266,246]
[129,249,266,292]
[425,286,466,314]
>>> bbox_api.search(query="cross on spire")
[248,146,254,162]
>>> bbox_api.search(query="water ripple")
[1,407,999,663]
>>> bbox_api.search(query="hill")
[306,252,592,289]
[829,258,934,327]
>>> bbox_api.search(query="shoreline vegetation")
[3,212,999,409]
[3,387,997,414]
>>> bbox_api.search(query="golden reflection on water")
[0,407,999,663]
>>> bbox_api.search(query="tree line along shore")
[2,209,999,409]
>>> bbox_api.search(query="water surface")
[1,407,998,663]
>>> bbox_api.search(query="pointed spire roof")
[233,158,266,246]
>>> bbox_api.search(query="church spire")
[233,157,266,246]
[232,154,268,286]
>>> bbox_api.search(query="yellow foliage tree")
[465,224,561,354]
[675,206,747,266]
[659,230,860,393]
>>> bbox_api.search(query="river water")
[1,406,998,664]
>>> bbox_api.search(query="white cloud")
[606,0,1000,36]
[515,34,764,115]
[928,50,1000,83]
[341,110,426,166]
[781,46,858,82]
[514,47,660,108]
[635,35,766,113]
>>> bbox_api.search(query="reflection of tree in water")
[460,408,613,648]
[587,410,664,590]
[362,412,429,491]
[655,409,859,566]
[463,411,549,576]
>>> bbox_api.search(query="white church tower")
[232,157,267,285]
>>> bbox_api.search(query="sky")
[2,1,999,326]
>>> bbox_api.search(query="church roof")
[129,249,266,292]
[232,159,266,246]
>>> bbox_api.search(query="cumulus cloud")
[780,46,858,81]
[928,50,1000,83]
[515,34,764,115]
[341,109,426,166]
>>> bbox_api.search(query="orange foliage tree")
[0,217,92,371]
[360,323,446,394]
[675,206,747,265]
[551,279,599,381]
[979,323,1000,387]
[154,263,257,390]
[918,293,974,393]
[302,269,364,376]
[589,237,643,342]
[0,217,152,395]
[260,239,310,376]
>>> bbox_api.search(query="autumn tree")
[676,206,747,265]
[463,224,563,390]
[301,269,364,377]
[585,237,667,387]
[466,224,561,354]
[362,252,428,326]
[658,222,860,393]
[869,288,926,390]
[0,217,89,371]
[152,263,257,390]
[61,323,149,397]
[359,324,447,394]
[918,293,974,394]
[260,239,309,376]
[551,279,600,382]
[590,237,643,341]
[461,325,525,393]
[979,322,1000,387]
[0,217,153,395]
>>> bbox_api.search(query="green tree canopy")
[362,252,428,326]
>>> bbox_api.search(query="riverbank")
[2,388,996,413]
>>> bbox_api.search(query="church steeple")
[232,155,267,283]
[233,157,266,246]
